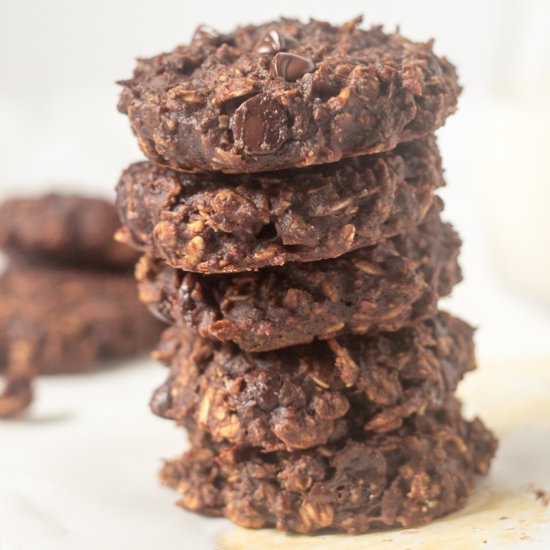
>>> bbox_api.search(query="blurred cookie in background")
[0,194,164,418]
[0,194,139,270]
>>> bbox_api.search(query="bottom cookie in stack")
[150,313,497,533]
[161,399,496,534]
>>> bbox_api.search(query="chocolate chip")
[232,94,289,154]
[257,30,299,54]
[271,53,316,82]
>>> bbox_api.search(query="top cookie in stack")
[115,17,496,535]
[118,16,459,175]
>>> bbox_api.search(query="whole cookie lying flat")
[118,17,460,173]
[160,398,497,534]
[0,194,138,270]
[137,203,460,351]
[151,312,475,452]
[0,264,163,379]
[116,138,443,273]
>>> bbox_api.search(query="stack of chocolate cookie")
[0,195,163,417]
[116,17,497,534]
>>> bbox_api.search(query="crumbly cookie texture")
[0,194,138,270]
[0,265,163,379]
[151,312,475,452]
[137,203,461,351]
[118,17,460,173]
[116,138,443,273]
[160,398,497,534]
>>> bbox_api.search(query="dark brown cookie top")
[0,264,163,379]
[116,138,443,273]
[0,194,138,270]
[160,398,497,534]
[118,17,460,173]
[137,204,461,352]
[151,312,475,452]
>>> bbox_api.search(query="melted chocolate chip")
[232,94,289,154]
[270,52,316,82]
[257,30,299,54]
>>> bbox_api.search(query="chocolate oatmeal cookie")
[0,194,138,270]
[151,312,474,452]
[118,17,460,173]
[137,204,460,351]
[160,398,497,533]
[116,138,443,273]
[0,264,163,377]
